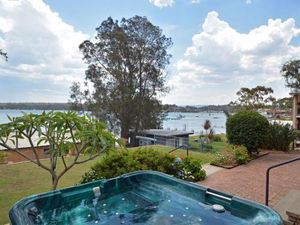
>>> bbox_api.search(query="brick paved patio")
[198,151,300,207]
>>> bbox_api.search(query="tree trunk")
[121,124,129,139]
[51,174,59,190]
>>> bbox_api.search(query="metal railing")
[168,145,189,156]
[265,156,300,206]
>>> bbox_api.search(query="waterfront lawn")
[0,142,225,224]
[0,156,98,225]
[189,134,228,152]
[131,145,218,165]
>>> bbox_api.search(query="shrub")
[233,145,250,164]
[177,157,206,181]
[226,111,269,153]
[81,148,176,183]
[264,123,298,151]
[212,144,249,166]
[207,129,214,142]
[212,134,223,142]
[81,148,206,183]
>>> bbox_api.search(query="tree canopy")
[274,97,292,110]
[230,86,275,110]
[75,16,172,138]
[282,59,300,91]
[69,82,90,113]
[0,111,117,189]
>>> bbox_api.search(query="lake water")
[0,110,226,134]
[163,112,226,134]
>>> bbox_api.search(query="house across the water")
[130,129,194,148]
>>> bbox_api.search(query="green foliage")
[81,148,206,183]
[226,110,269,153]
[264,123,298,151]
[0,151,8,164]
[275,97,292,111]
[69,82,90,113]
[230,86,274,110]
[212,144,249,166]
[177,157,206,181]
[282,59,300,90]
[233,145,250,164]
[77,16,172,137]
[81,148,176,183]
[212,134,223,142]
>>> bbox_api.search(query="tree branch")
[0,141,38,165]
[61,155,68,170]
[75,153,100,164]
[68,122,80,154]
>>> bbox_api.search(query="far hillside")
[0,102,231,112]
[0,103,70,110]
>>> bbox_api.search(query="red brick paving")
[198,151,300,207]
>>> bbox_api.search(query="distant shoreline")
[0,102,230,113]
[0,103,70,111]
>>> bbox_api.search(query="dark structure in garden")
[130,129,193,148]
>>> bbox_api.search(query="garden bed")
[211,151,269,169]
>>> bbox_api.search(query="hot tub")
[9,171,283,225]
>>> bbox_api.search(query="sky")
[0,0,300,105]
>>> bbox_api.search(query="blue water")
[0,110,226,134]
[34,182,246,225]
[0,110,59,124]
[163,112,226,134]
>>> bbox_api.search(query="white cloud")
[149,0,174,8]
[191,0,200,3]
[0,0,89,102]
[246,0,252,4]
[164,11,300,105]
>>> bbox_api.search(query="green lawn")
[130,135,227,165]
[189,134,227,152]
[0,136,228,224]
[0,156,100,225]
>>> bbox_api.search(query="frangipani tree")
[0,111,117,190]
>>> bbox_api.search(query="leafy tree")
[69,82,90,113]
[275,97,292,110]
[0,49,7,61]
[0,111,116,190]
[230,86,274,110]
[77,16,172,138]
[282,59,300,91]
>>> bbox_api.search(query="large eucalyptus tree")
[76,16,172,138]
[282,59,300,91]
